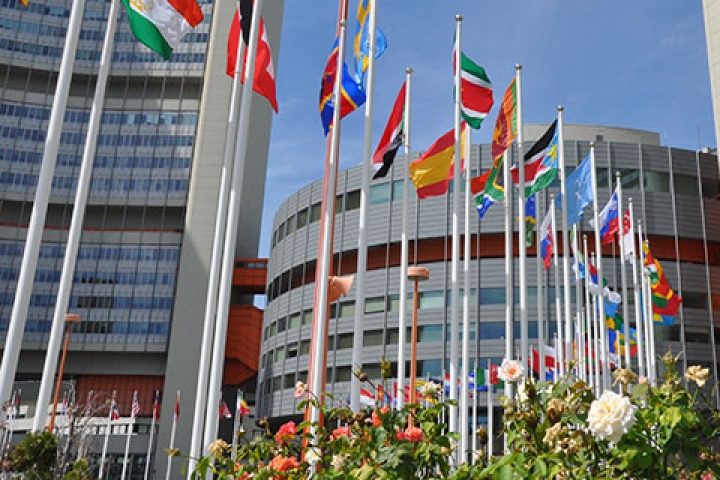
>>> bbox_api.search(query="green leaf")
[660,406,682,429]
[631,382,649,399]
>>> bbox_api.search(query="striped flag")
[510,120,558,196]
[111,399,120,421]
[372,82,405,179]
[454,48,493,129]
[131,392,141,418]
[409,126,466,199]
[120,0,204,60]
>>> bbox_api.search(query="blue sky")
[259,1,714,257]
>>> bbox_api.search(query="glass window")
[335,195,344,214]
[302,310,313,325]
[277,317,286,333]
[289,313,301,329]
[269,323,277,337]
[287,343,299,359]
[480,288,506,305]
[337,333,353,350]
[338,301,355,318]
[365,296,386,314]
[617,168,640,190]
[419,325,443,342]
[345,190,360,211]
[684,325,710,343]
[702,178,719,198]
[596,168,610,190]
[296,208,309,228]
[274,347,285,362]
[681,291,707,309]
[479,322,505,340]
[370,183,391,205]
[419,291,444,309]
[310,202,321,223]
[673,174,699,197]
[418,359,442,377]
[334,366,352,382]
[364,329,383,347]
[300,340,310,355]
[644,171,670,193]
[285,215,296,235]
[283,374,296,389]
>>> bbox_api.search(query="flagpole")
[639,223,657,383]
[515,65,529,373]
[503,131,514,401]
[0,0,86,407]
[589,143,610,390]
[487,360,493,464]
[614,174,630,368]
[98,391,116,480]
[231,389,242,454]
[144,390,159,480]
[188,1,247,469]
[351,0,379,412]
[583,234,596,391]
[166,391,179,480]
[627,199,644,377]
[550,195,564,374]
[306,4,349,448]
[537,191,546,380]
[203,0,265,450]
[590,255,602,396]
[572,225,585,381]
[461,123,471,462]
[32,0,118,432]
[121,391,137,480]
[395,68,412,411]
[449,14,463,448]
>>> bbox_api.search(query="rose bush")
[184,352,719,479]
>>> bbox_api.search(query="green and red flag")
[642,241,681,325]
[454,46,493,129]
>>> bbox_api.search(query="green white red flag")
[454,47,493,129]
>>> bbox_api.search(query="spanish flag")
[409,125,466,199]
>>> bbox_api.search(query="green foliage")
[183,354,719,479]
[7,430,58,479]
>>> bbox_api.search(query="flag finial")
[615,171,621,179]
[590,141,595,148]
[558,105,564,112]
[406,67,413,74]
[628,197,633,204]
[516,63,522,71]
[456,14,463,21]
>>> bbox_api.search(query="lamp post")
[408,267,429,404]
[48,313,81,432]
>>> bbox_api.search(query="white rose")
[498,359,525,383]
[419,381,441,399]
[587,390,638,443]
[305,447,321,464]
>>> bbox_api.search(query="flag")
[531,348,557,377]
[491,78,518,160]
[152,391,160,421]
[19,0,28,6]
[226,8,279,113]
[589,187,620,245]
[524,193,537,247]
[621,208,635,259]
[319,38,366,135]
[111,399,120,421]
[642,242,681,325]
[454,48,493,129]
[120,0,204,60]
[409,126,465,199]
[219,401,232,419]
[174,393,180,421]
[238,399,251,416]
[353,0,387,84]
[555,153,593,227]
[608,327,638,357]
[539,207,553,269]
[359,388,376,407]
[510,120,559,196]
[372,83,405,179]
[471,153,505,219]
[131,392,140,418]
[571,225,586,279]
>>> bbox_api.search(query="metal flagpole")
[121,391,137,480]
[166,391,179,480]
[487,360,494,463]
[583,235,596,391]
[627,199,645,377]
[589,144,610,390]
[639,223,657,383]
[557,107,573,373]
[306,2,349,445]
[503,127,514,400]
[550,196,564,374]
[98,391,116,480]
[188,0,247,469]
[666,148,687,375]
[515,65,528,372]
[33,0,120,432]
[351,0,379,412]
[231,389,242,455]
[461,123,471,462]
[395,68,412,410]
[144,391,159,480]
[537,191,545,380]
[449,15,463,445]
[615,173,632,368]
[0,0,86,407]
[203,0,265,450]
[590,255,602,396]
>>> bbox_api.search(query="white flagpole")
[486,361,494,464]
[33,0,120,432]
[583,235,596,391]
[121,391,137,480]
[306,12,349,441]
[203,0,265,450]
[615,174,632,368]
[461,123,471,462]
[627,199,645,377]
[515,65,528,373]
[503,135,514,399]
[589,144,610,390]
[0,0,87,407]
[351,0,379,412]
[395,68,412,410]
[98,390,116,480]
[550,196,564,374]
[449,14,463,447]
[639,223,657,383]
[571,225,583,380]
[166,391,179,480]
[557,107,573,373]
[188,1,246,469]
[231,389,242,456]
[144,391,158,480]
[537,193,546,380]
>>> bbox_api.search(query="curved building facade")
[0,0,283,476]
[259,125,720,420]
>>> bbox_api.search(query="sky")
[259,1,715,258]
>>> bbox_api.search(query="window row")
[1,244,181,261]
[0,150,192,171]
[12,318,169,336]
[0,268,177,287]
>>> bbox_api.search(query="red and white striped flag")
[131,391,141,418]
[111,398,120,421]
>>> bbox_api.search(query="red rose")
[275,421,296,445]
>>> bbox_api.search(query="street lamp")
[48,313,81,432]
[408,267,429,404]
